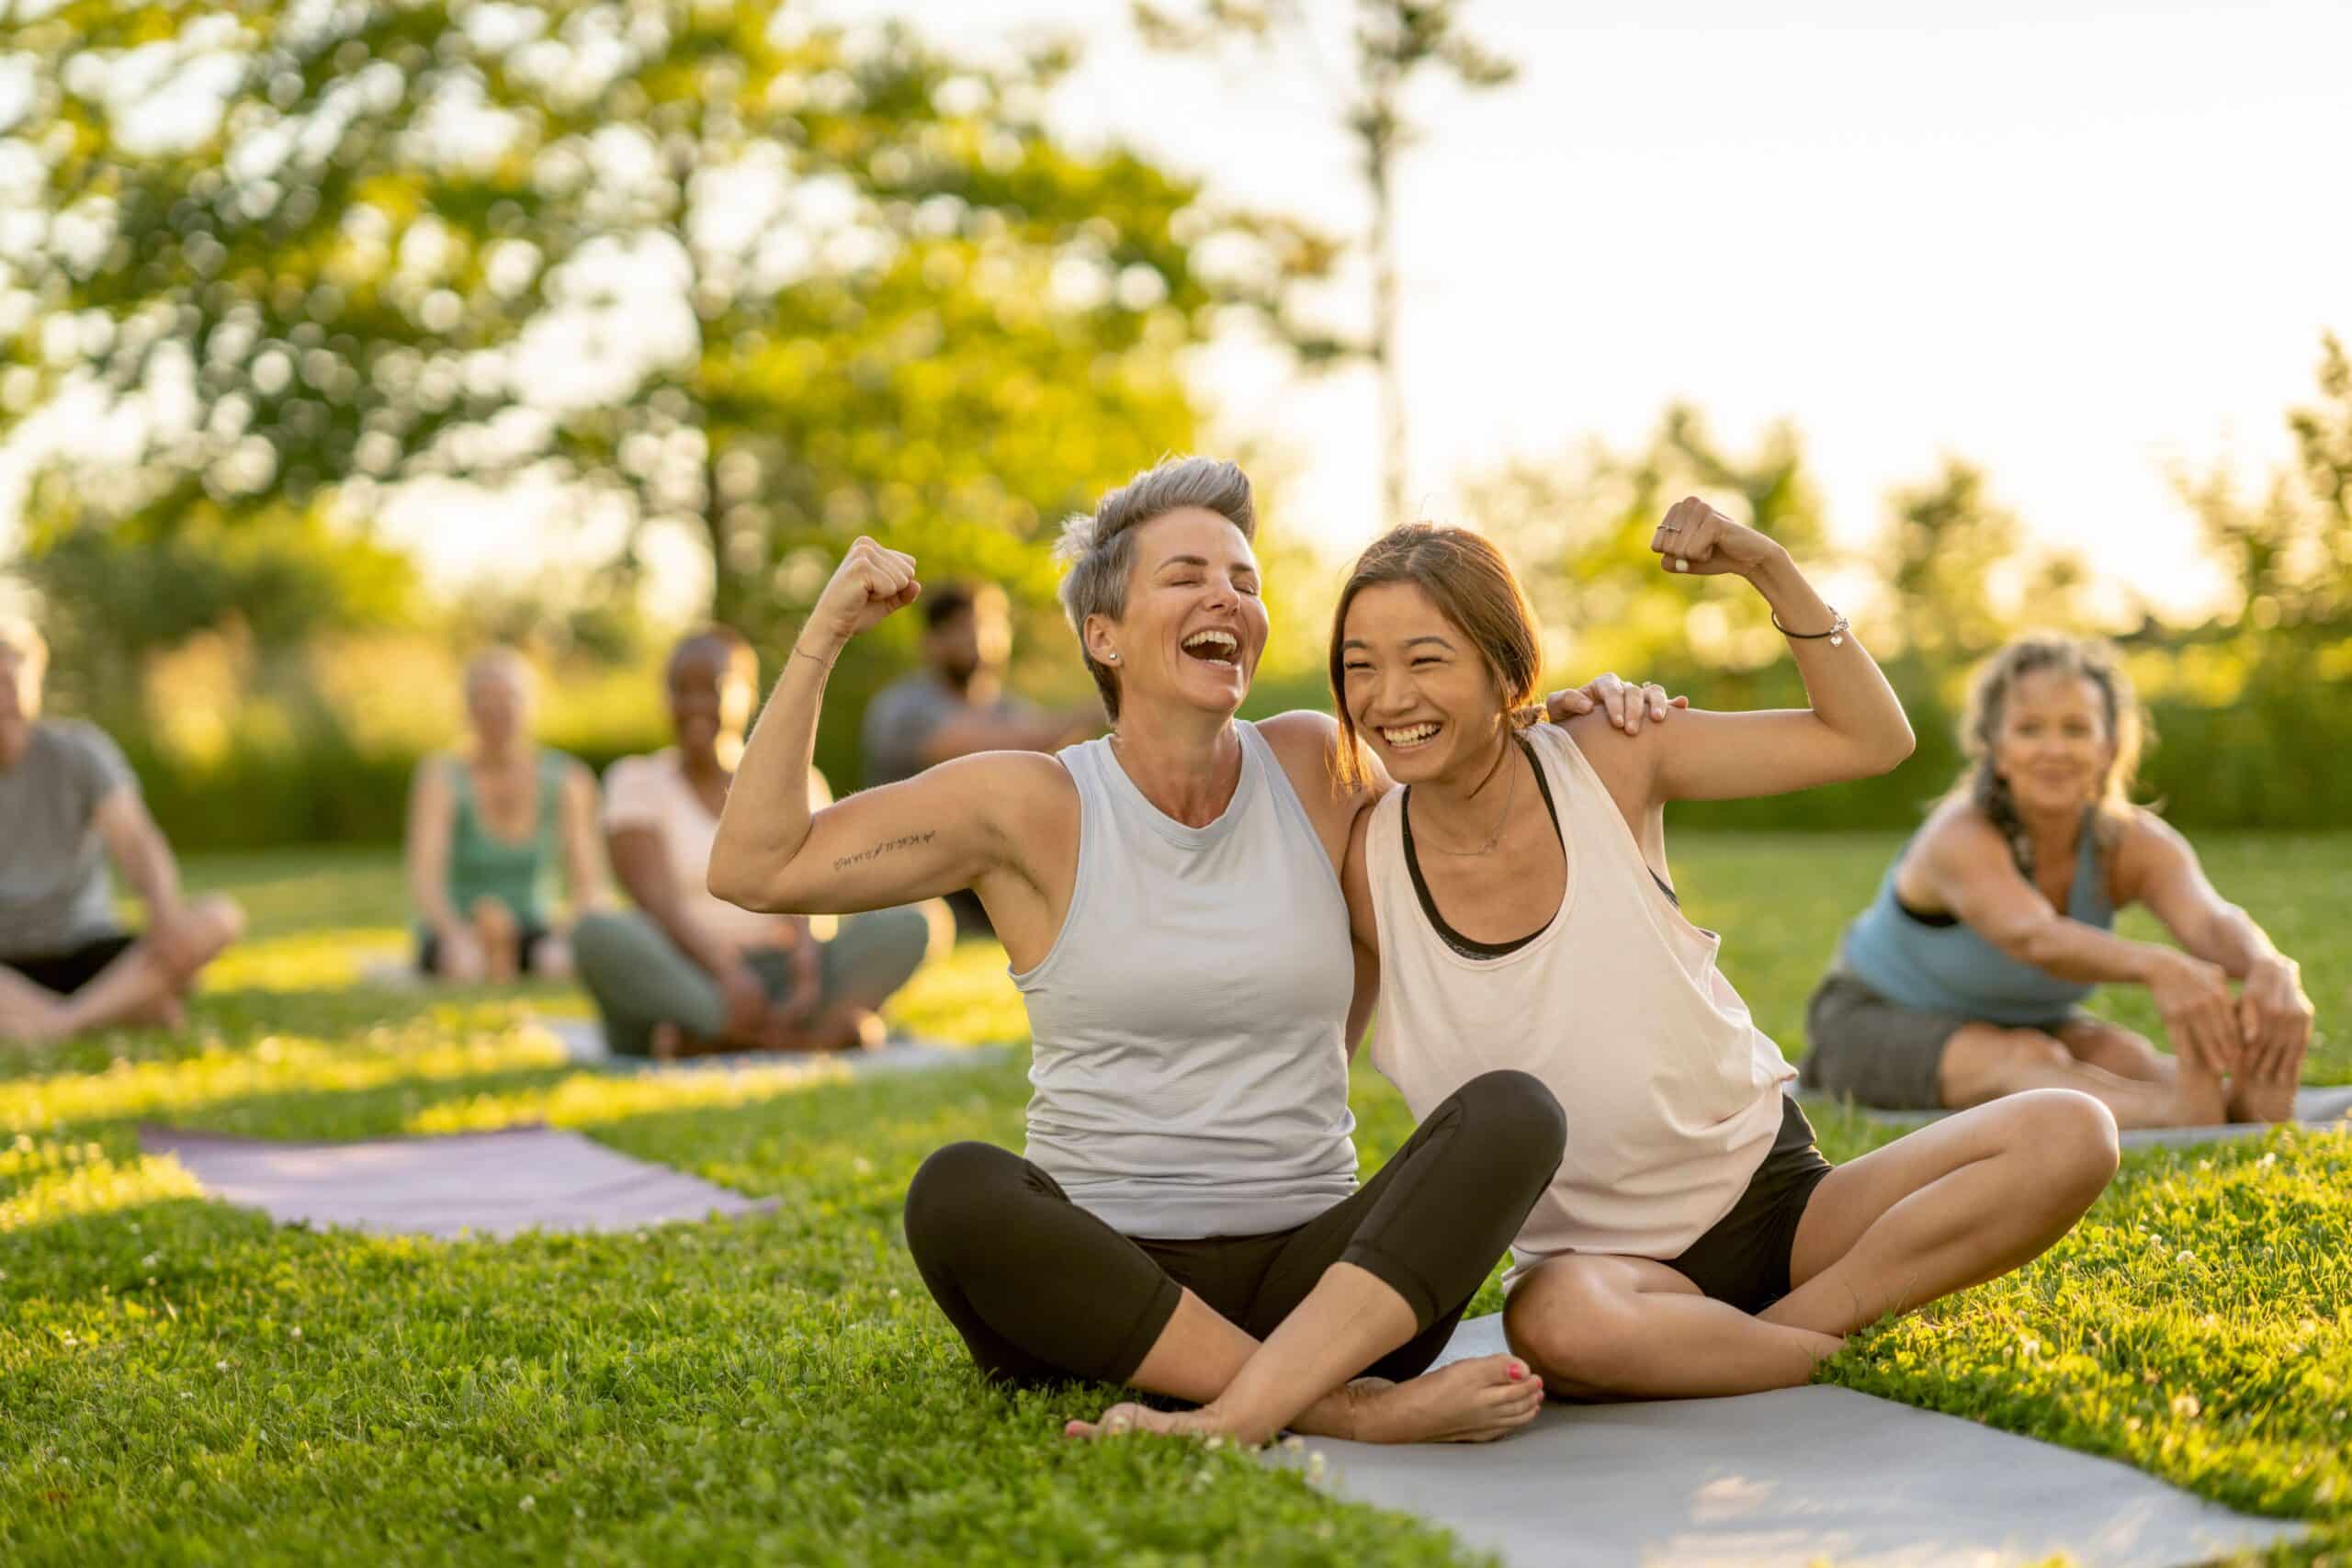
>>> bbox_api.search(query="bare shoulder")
[1915,795,2000,861]
[1257,707,1373,812]
[940,748,1080,831]
[1557,709,1653,784]
[2109,805,2195,895]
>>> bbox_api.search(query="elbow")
[1873,717,1918,776]
[703,836,762,911]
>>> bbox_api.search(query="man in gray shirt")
[860,582,1090,933]
[0,615,244,1043]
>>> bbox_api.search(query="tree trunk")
[1370,129,1407,533]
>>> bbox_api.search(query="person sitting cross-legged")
[0,614,244,1044]
[402,648,607,984]
[572,626,947,1057]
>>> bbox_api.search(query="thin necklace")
[1422,736,1520,857]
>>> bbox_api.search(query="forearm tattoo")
[834,830,936,872]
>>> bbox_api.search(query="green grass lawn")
[2,835,2346,1563]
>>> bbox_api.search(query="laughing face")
[1339,581,1508,785]
[1088,508,1268,719]
[1991,668,2114,818]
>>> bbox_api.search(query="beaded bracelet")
[1771,609,1849,648]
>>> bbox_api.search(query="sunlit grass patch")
[0,840,2340,1564]
[0,1021,571,1134]
[0,1140,203,1234]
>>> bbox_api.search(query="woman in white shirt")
[1335,504,2121,1399]
[572,626,945,1056]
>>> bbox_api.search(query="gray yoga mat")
[141,1123,775,1240]
[1794,1083,2352,1150]
[543,1016,1007,1078]
[1266,1315,2307,1568]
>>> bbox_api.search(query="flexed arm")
[1637,498,1916,803]
[710,538,1053,919]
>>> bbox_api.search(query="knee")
[193,894,245,948]
[1506,1269,1634,1390]
[568,912,631,974]
[1456,1069,1568,1171]
[904,1142,1020,1265]
[470,897,517,936]
[2010,1089,2120,1202]
[1944,1026,2068,1102]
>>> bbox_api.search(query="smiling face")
[464,662,533,752]
[1339,581,1511,786]
[1990,668,2115,818]
[1086,508,1268,722]
[666,637,757,765]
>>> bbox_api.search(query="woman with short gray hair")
[710,457,1668,1447]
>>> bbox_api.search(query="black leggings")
[902,1069,1566,1389]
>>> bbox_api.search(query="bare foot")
[1335,1355,1546,1444]
[1064,1402,1235,1443]
[2162,1070,2230,1127]
[2227,1070,2301,1124]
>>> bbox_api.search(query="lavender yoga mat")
[1266,1314,2309,1568]
[141,1123,775,1240]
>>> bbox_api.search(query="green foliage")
[0,0,1332,655]
[1,837,2346,1562]
[1467,404,1830,676]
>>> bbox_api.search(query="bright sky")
[6,1,2346,626]
[836,0,2351,623]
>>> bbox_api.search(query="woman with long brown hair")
[1329,503,2120,1399]
[1800,635,2313,1126]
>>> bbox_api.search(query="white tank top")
[1014,723,1360,1239]
[1366,723,1794,1265]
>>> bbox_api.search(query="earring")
[1103,651,1118,663]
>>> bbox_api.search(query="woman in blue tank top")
[706,457,1666,1451]
[1804,636,2313,1127]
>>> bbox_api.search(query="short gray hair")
[1055,457,1256,719]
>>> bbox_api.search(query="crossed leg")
[1506,1089,2120,1400]
[0,897,243,1043]
[906,1070,1566,1446]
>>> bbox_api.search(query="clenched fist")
[1651,497,1788,581]
[801,536,922,657]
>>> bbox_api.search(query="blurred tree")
[0,0,1329,656]
[2180,333,2352,633]
[1464,405,1828,675]
[1882,458,2016,658]
[1136,0,1516,528]
[12,471,416,722]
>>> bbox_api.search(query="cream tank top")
[1014,722,1360,1239]
[1366,723,1795,1268]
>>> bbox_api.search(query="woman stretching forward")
[708,457,1675,1445]
[1800,634,2312,1127]
[1334,505,2121,1398]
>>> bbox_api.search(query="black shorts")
[2,932,140,996]
[1662,1096,1835,1314]
[416,924,559,976]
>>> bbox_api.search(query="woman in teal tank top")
[403,649,608,982]
[1804,636,2313,1128]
